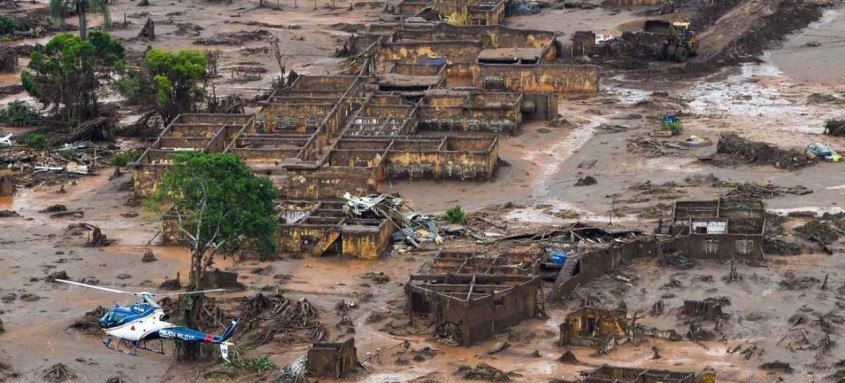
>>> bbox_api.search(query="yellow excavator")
[644,19,699,62]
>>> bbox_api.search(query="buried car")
[806,142,842,162]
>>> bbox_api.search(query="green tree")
[120,49,207,124]
[0,100,40,126]
[0,16,20,36]
[21,32,124,123]
[151,152,277,359]
[49,0,112,40]
[443,205,467,225]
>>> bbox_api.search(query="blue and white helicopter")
[56,279,239,361]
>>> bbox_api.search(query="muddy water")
[768,7,845,85]
[528,116,605,200]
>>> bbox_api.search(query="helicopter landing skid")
[103,336,166,357]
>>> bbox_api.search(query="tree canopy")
[49,0,111,40]
[21,32,124,123]
[154,152,278,285]
[120,48,208,124]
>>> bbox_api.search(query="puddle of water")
[503,207,564,224]
[604,85,651,105]
[687,63,805,117]
[503,204,639,225]
[768,206,845,216]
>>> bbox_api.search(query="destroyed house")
[406,250,541,345]
[553,232,670,297]
[428,0,505,25]
[133,114,255,196]
[276,200,394,259]
[389,0,432,19]
[347,23,598,95]
[581,365,704,383]
[671,199,766,260]
[559,307,627,347]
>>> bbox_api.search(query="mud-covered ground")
[2,0,845,382]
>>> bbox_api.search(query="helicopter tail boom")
[218,318,239,342]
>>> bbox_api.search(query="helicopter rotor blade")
[155,289,228,296]
[54,279,136,295]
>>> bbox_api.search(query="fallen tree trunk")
[48,117,115,145]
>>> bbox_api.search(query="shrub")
[23,132,47,149]
[443,205,467,225]
[662,120,684,134]
[113,150,139,167]
[225,346,276,372]
[0,101,40,127]
[0,16,19,36]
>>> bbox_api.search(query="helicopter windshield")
[99,311,128,327]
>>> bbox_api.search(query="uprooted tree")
[151,152,277,360]
[21,32,124,124]
[119,48,207,124]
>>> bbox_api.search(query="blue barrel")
[550,252,568,265]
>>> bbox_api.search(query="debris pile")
[193,30,272,45]
[763,238,802,256]
[0,141,117,185]
[68,306,108,335]
[342,193,441,247]
[795,220,841,245]
[42,363,76,383]
[778,306,835,364]
[505,0,540,16]
[141,248,157,262]
[721,182,812,199]
[276,355,309,383]
[87,225,113,246]
[627,135,688,157]
[0,362,19,381]
[778,271,820,290]
[456,362,515,382]
[237,293,326,346]
[574,176,597,186]
[715,134,814,169]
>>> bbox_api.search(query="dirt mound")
[696,0,824,63]
[825,119,845,136]
[715,134,814,169]
[719,0,823,62]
